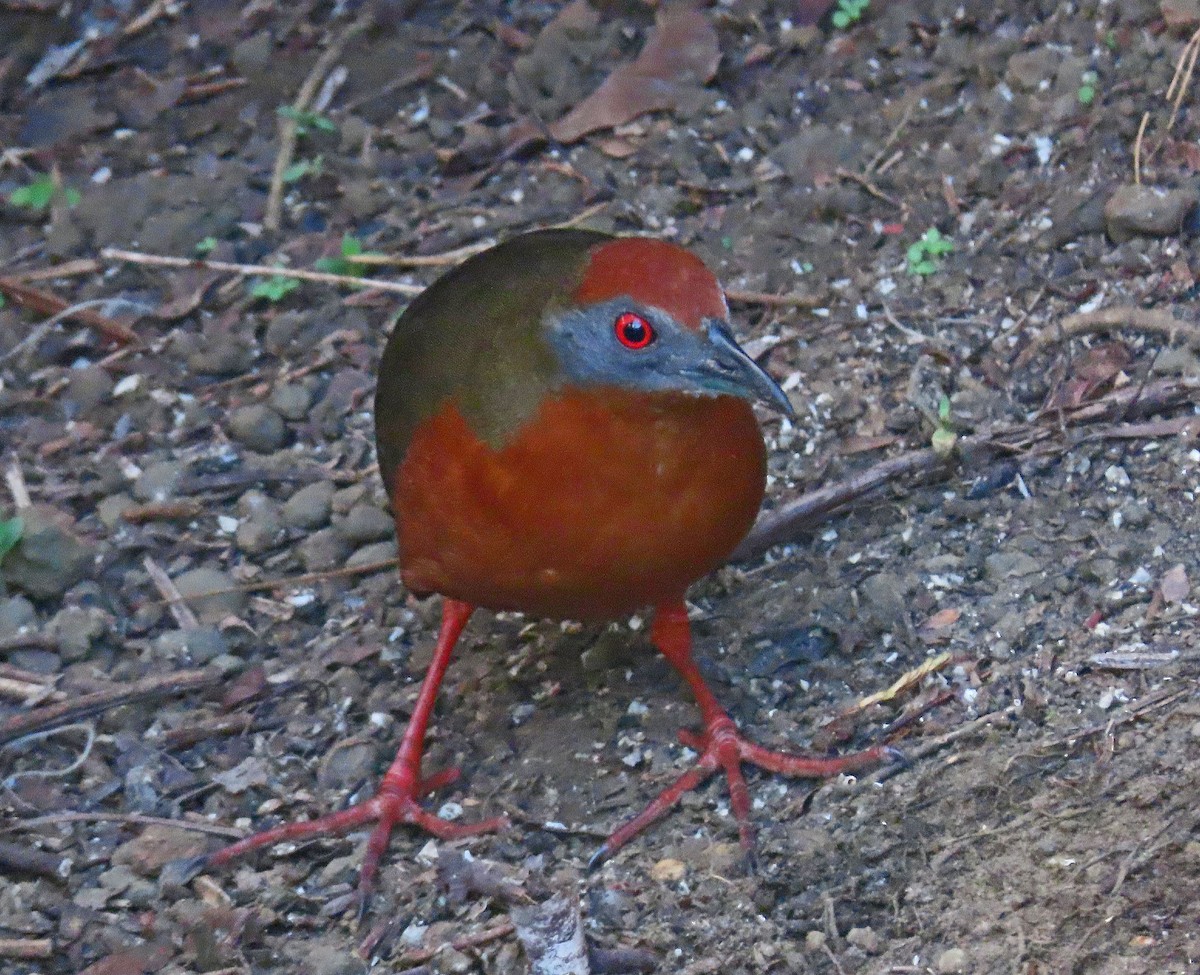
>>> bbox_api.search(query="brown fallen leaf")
[917,607,961,643]
[548,6,720,144]
[1044,341,1131,410]
[1160,563,1189,605]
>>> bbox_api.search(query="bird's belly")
[391,388,766,620]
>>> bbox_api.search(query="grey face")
[545,297,795,418]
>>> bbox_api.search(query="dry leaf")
[917,607,961,643]
[548,6,720,144]
[1160,563,1189,605]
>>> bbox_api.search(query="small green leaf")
[250,275,299,302]
[340,234,363,258]
[281,156,323,184]
[195,236,218,255]
[938,395,951,423]
[931,425,957,457]
[277,105,337,136]
[63,187,81,207]
[0,516,24,562]
[9,175,56,210]
[832,10,850,27]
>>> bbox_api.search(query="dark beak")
[694,320,796,419]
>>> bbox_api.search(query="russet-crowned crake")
[191,229,889,897]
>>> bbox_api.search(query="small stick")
[0,669,216,747]
[143,556,200,629]
[1015,304,1200,367]
[835,166,899,206]
[346,240,495,268]
[8,810,244,840]
[6,259,101,281]
[101,248,423,296]
[732,447,948,561]
[5,456,31,509]
[725,287,819,309]
[1133,112,1149,185]
[0,676,64,704]
[122,501,206,524]
[265,10,374,231]
[0,276,137,344]
[397,921,516,966]
[143,557,398,608]
[0,839,70,881]
[0,939,53,961]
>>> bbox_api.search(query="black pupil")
[624,318,646,343]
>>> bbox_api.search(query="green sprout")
[832,0,869,29]
[0,517,24,564]
[195,236,218,256]
[281,155,324,184]
[906,227,954,276]
[277,105,337,136]
[9,173,80,211]
[931,395,956,457]
[1104,29,1118,51]
[1078,70,1098,106]
[314,234,380,277]
[249,275,300,302]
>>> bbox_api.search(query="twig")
[1015,304,1200,368]
[732,447,947,561]
[0,276,138,344]
[5,456,31,509]
[0,669,216,747]
[8,810,244,840]
[101,247,423,296]
[143,556,200,629]
[143,557,398,608]
[0,840,69,882]
[6,258,101,281]
[835,166,899,206]
[1133,112,1149,185]
[1165,27,1200,135]
[346,240,495,268]
[0,939,53,960]
[725,287,820,309]
[265,10,374,231]
[732,375,1200,560]
[398,921,516,966]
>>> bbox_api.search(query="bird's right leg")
[166,598,508,903]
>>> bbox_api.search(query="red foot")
[164,599,508,906]
[590,716,891,867]
[189,765,507,899]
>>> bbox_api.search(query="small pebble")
[268,382,312,420]
[171,566,247,624]
[133,460,185,502]
[228,404,287,453]
[283,481,335,529]
[937,947,968,973]
[338,503,393,543]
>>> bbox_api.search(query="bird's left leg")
[166,599,507,903]
[591,600,892,867]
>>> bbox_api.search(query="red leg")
[591,601,894,867]
[170,599,508,900]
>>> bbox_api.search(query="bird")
[180,229,891,899]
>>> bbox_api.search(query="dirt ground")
[2,2,1199,973]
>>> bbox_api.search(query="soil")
[1,2,1199,974]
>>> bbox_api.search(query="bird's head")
[544,237,795,419]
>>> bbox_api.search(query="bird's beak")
[692,320,796,419]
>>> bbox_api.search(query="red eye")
[614,312,655,349]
